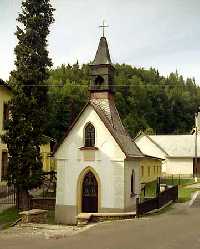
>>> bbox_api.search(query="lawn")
[0,208,20,228]
[141,178,198,203]
[177,187,197,203]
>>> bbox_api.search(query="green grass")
[140,181,157,199]
[177,188,197,203]
[0,208,19,228]
[141,178,198,203]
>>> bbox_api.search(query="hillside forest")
[45,63,200,143]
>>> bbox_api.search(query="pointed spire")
[92,36,112,65]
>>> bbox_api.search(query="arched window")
[131,169,135,195]
[85,123,95,147]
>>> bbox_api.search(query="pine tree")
[2,0,54,209]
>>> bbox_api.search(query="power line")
[17,84,196,87]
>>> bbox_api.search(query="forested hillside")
[46,63,200,142]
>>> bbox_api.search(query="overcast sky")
[1,0,200,83]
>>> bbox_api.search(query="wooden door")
[82,171,98,213]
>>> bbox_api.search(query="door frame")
[77,166,101,214]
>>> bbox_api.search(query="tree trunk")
[17,190,31,210]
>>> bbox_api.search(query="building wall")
[135,135,193,176]
[55,105,127,224]
[0,86,11,181]
[124,159,140,211]
[140,158,162,183]
[165,158,193,176]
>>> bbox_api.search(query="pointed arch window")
[84,123,95,147]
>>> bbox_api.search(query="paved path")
[190,191,200,207]
[1,202,200,249]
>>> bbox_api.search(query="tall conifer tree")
[2,0,54,208]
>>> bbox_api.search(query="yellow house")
[0,79,12,181]
[41,140,56,172]
[0,79,55,181]
[140,157,162,184]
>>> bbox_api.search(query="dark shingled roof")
[90,97,144,158]
[92,37,112,65]
[0,79,11,91]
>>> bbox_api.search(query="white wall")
[166,158,193,175]
[124,160,140,211]
[55,105,126,210]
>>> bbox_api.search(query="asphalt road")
[1,203,200,249]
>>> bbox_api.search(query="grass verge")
[0,207,19,229]
[177,187,197,203]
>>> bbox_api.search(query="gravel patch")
[0,223,95,240]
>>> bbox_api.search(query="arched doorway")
[82,171,98,213]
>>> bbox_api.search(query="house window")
[3,103,9,129]
[148,166,151,177]
[84,123,95,147]
[131,170,135,195]
[141,166,144,177]
[1,151,8,180]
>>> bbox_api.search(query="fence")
[30,197,56,210]
[136,185,178,216]
[0,184,16,209]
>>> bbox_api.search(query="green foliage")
[2,0,54,191]
[46,63,200,142]
[46,63,88,142]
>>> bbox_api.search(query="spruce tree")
[2,0,54,209]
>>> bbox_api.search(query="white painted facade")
[165,158,193,176]
[55,105,140,224]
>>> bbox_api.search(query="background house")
[0,79,12,181]
[135,132,200,177]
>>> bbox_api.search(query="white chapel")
[54,35,153,225]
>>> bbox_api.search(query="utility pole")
[194,111,199,180]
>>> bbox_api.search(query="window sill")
[79,146,99,151]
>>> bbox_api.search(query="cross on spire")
[99,20,108,37]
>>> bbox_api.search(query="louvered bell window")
[85,123,95,147]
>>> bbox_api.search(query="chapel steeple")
[89,36,115,96]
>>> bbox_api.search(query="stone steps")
[77,212,136,226]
